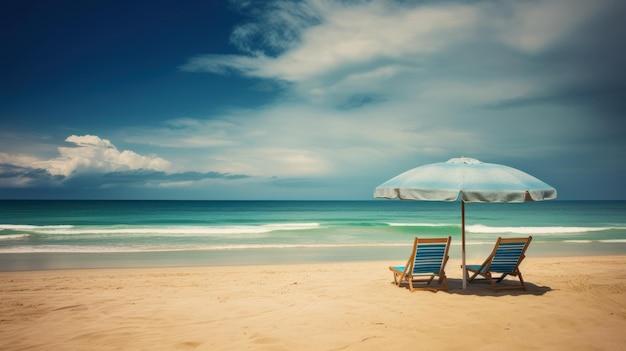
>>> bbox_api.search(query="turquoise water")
[0,200,624,270]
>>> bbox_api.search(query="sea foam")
[0,223,321,236]
[466,224,616,234]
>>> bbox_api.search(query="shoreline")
[1,255,625,350]
[1,241,625,272]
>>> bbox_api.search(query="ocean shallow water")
[1,200,624,270]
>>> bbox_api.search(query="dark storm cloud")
[0,163,63,185]
[0,163,251,197]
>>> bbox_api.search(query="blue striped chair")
[466,236,533,291]
[389,236,451,292]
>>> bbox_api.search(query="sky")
[1,0,625,200]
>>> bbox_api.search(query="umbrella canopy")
[374,157,557,289]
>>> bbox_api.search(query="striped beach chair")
[389,236,451,292]
[466,236,533,291]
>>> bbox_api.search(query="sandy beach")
[1,255,625,350]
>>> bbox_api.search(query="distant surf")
[1,200,624,270]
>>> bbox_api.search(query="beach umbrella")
[374,157,557,289]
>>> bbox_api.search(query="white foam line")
[0,242,409,253]
[467,224,616,234]
[9,223,322,236]
[0,224,73,230]
[387,223,454,227]
[0,234,30,240]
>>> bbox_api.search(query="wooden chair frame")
[389,236,451,292]
[466,236,533,291]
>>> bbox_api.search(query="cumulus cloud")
[0,134,169,187]
[0,134,252,192]
[35,135,171,177]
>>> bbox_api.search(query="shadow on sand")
[395,278,552,296]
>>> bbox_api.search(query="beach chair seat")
[389,236,451,292]
[466,236,532,291]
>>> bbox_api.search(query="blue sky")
[1,0,624,200]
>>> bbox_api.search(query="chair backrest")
[411,237,451,275]
[487,237,532,273]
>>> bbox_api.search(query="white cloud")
[3,0,622,200]
[115,0,626,199]
[172,0,626,186]
[183,0,614,85]
[121,100,484,181]
[182,1,479,83]
[245,2,474,82]
[178,0,621,124]
[33,135,171,177]
[0,152,42,166]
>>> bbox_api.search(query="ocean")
[1,200,625,271]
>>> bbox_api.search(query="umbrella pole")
[462,200,467,289]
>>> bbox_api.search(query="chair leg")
[392,271,403,286]
[491,271,527,291]
[517,272,526,290]
[407,274,448,291]
[483,273,499,291]
[467,268,483,282]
